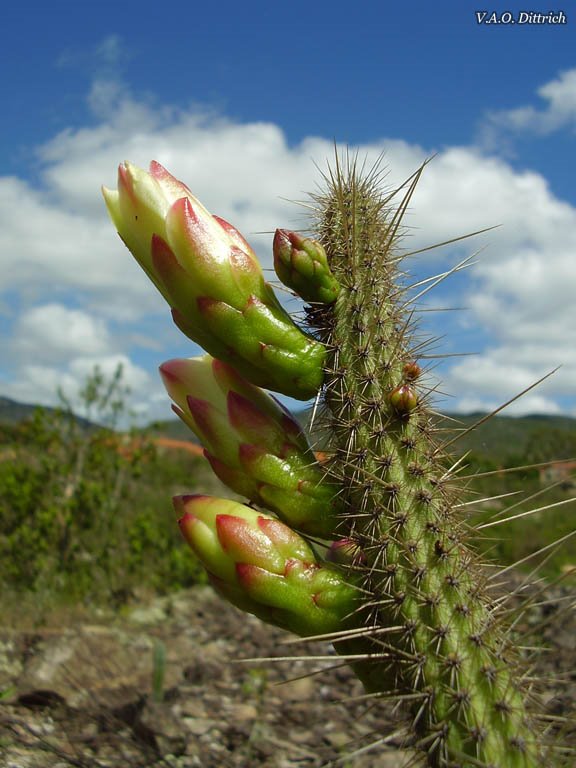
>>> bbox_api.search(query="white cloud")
[0,175,154,312]
[479,68,576,148]
[1,302,156,425]
[409,147,574,248]
[448,393,561,417]
[94,34,126,68]
[13,304,113,362]
[1,355,153,426]
[1,76,575,419]
[443,354,565,416]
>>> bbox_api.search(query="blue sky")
[2,1,575,422]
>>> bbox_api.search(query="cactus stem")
[302,154,554,767]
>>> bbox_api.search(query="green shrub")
[0,365,207,608]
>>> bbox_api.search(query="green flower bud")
[273,229,340,304]
[161,355,341,537]
[103,162,325,399]
[176,495,358,636]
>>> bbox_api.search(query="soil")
[0,576,575,768]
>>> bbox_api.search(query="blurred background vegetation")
[0,365,213,619]
[1,365,575,622]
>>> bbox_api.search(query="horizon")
[2,391,576,430]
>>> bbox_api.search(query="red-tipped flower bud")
[402,361,422,382]
[160,355,342,537]
[175,495,358,636]
[273,229,339,304]
[103,162,325,399]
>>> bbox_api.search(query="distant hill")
[0,396,43,425]
[147,417,201,444]
[433,412,576,463]
[0,396,96,432]
[2,394,575,465]
[148,407,576,464]
[0,395,200,444]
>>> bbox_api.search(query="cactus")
[104,156,571,768]
[301,158,546,767]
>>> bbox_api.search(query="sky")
[1,1,575,425]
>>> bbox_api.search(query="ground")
[0,576,574,767]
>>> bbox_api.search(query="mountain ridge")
[2,394,575,464]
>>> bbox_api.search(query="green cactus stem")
[302,157,545,767]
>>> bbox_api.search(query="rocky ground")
[1,578,575,768]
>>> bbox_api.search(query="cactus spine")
[305,158,543,767]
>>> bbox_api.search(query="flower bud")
[160,355,341,537]
[389,383,418,415]
[273,229,339,304]
[176,495,358,636]
[103,162,325,399]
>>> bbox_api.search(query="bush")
[0,365,207,607]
